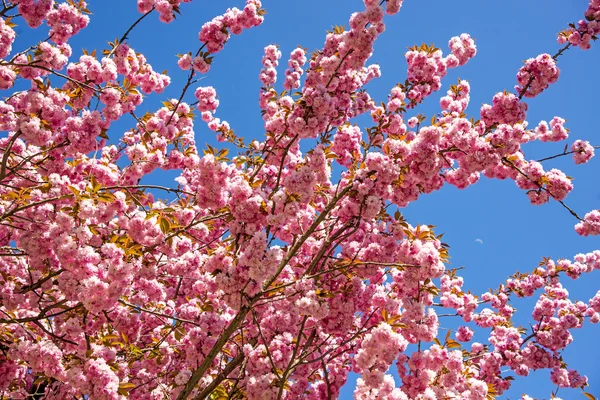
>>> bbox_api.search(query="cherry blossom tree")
[0,0,599,399]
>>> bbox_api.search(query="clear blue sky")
[12,0,600,398]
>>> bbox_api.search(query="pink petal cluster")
[355,322,408,386]
[387,85,407,112]
[283,47,307,90]
[571,139,595,164]
[11,0,53,28]
[404,35,475,107]
[575,210,600,236]
[456,326,474,342]
[259,44,281,87]
[447,33,477,66]
[385,0,404,15]
[13,42,72,81]
[405,47,446,105]
[0,65,16,89]
[558,0,600,50]
[480,91,528,126]
[46,1,90,45]
[198,0,264,53]
[193,53,211,73]
[439,79,470,113]
[67,53,116,85]
[0,1,598,399]
[193,86,231,137]
[113,43,170,94]
[194,86,219,112]
[277,1,387,139]
[177,52,212,74]
[515,162,573,204]
[137,0,193,22]
[535,116,569,142]
[0,17,16,59]
[515,53,560,98]
[544,168,573,201]
[332,124,363,167]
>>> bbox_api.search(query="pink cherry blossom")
[571,139,595,164]
[0,1,598,399]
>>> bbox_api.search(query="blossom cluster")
[46,1,90,44]
[515,53,560,98]
[259,44,281,87]
[558,0,600,50]
[137,0,193,23]
[283,47,307,90]
[12,0,53,28]
[0,0,598,399]
[198,0,264,54]
[571,139,595,164]
[0,17,16,59]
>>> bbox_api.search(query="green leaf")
[158,215,171,234]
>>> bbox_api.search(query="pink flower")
[571,139,595,164]
[332,125,363,167]
[456,326,474,342]
[194,86,219,112]
[192,55,211,73]
[46,2,90,45]
[283,48,307,90]
[559,1,600,50]
[515,53,560,98]
[544,169,573,200]
[199,0,264,54]
[0,17,17,59]
[481,91,528,125]
[448,33,477,66]
[385,0,403,15]
[137,0,153,13]
[259,44,281,86]
[178,53,192,70]
[407,116,419,128]
[0,65,16,89]
[575,210,600,236]
[537,117,569,142]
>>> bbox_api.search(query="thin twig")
[1,62,98,91]
[106,7,156,58]
[536,146,600,162]
[118,299,202,327]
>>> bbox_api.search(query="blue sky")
[10,0,600,398]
